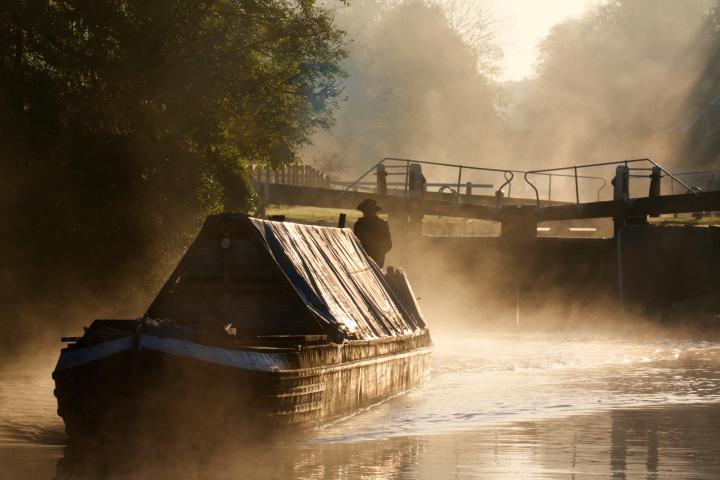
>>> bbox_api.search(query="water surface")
[2,333,720,479]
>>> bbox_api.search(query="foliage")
[0,0,346,351]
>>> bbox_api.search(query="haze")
[489,0,592,81]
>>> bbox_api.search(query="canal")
[2,332,720,479]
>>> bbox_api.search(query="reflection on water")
[2,333,720,479]
[47,406,720,479]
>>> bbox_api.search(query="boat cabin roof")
[146,214,423,342]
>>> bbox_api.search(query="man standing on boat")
[354,199,392,267]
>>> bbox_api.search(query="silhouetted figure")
[354,199,392,267]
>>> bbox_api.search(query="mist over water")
[316,333,720,442]
[3,331,720,479]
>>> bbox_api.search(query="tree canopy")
[0,0,346,352]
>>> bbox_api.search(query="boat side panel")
[292,330,433,369]
[54,332,434,436]
[273,345,433,425]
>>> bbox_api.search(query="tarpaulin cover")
[249,218,423,340]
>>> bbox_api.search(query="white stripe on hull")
[140,335,291,371]
[54,334,429,375]
[54,335,291,373]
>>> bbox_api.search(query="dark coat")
[353,215,392,267]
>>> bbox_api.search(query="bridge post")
[499,206,537,325]
[407,164,424,237]
[376,164,388,194]
[648,166,662,198]
[613,165,631,233]
[408,164,424,197]
[613,165,629,201]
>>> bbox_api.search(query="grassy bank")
[264,205,500,236]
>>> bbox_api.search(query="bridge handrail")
[531,172,607,202]
[670,170,715,191]
[339,157,607,204]
[332,181,496,189]
[338,157,515,203]
[523,158,698,207]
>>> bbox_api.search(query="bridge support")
[500,206,537,245]
[499,206,537,325]
[612,165,648,233]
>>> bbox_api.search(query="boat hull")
[53,331,432,441]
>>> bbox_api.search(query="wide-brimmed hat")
[356,199,382,212]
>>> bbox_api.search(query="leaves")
[0,0,347,347]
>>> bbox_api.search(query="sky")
[489,0,594,81]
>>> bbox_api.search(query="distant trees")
[0,0,346,351]
[305,1,507,174]
[309,0,720,177]
[679,1,720,167]
[514,0,710,168]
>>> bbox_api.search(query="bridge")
[251,157,720,240]
[250,158,720,310]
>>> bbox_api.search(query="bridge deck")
[258,183,720,222]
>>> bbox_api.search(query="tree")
[0,0,346,354]
[515,0,708,169]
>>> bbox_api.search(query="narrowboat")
[53,214,432,440]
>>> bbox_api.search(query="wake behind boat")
[53,214,432,441]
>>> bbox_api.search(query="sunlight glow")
[490,0,594,81]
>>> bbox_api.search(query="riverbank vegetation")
[0,0,346,354]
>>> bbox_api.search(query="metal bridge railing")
[523,158,698,207]
[339,157,514,204]
[338,157,715,209]
[339,157,607,205]
[669,170,715,193]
